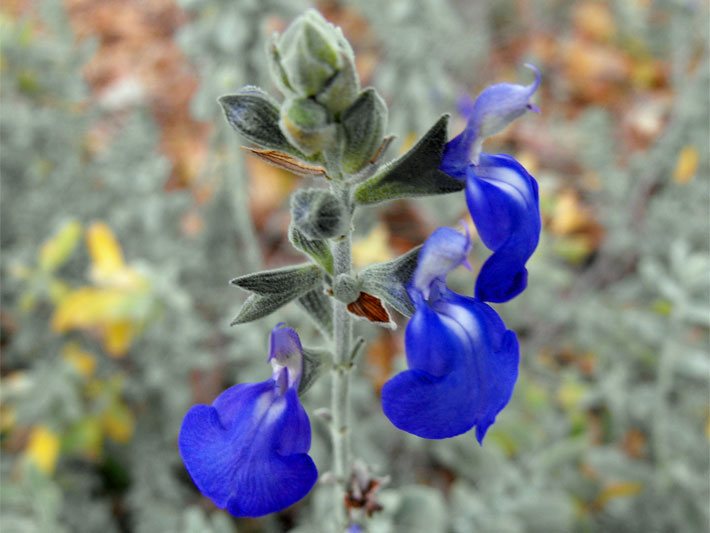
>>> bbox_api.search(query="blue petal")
[269,323,303,363]
[467,64,540,142]
[440,126,477,179]
[441,64,541,172]
[404,293,462,377]
[178,382,317,517]
[268,323,304,390]
[465,154,540,303]
[382,291,519,441]
[436,292,520,443]
[412,227,471,298]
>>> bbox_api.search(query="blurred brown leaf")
[66,0,209,187]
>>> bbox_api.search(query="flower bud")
[280,97,335,156]
[219,86,296,153]
[269,10,359,112]
[340,88,387,173]
[291,189,346,240]
[333,273,360,304]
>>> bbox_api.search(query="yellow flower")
[25,426,60,475]
[51,222,153,357]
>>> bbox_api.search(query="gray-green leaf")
[354,115,464,205]
[341,88,387,173]
[299,347,330,395]
[289,223,334,274]
[360,246,421,317]
[298,288,333,338]
[230,264,323,325]
[219,86,300,154]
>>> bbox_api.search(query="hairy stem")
[331,183,353,528]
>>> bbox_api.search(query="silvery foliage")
[1,0,708,532]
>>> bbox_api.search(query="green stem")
[331,183,353,528]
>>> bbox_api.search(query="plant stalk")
[330,183,353,528]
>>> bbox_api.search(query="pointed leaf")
[341,88,387,173]
[230,264,323,325]
[299,347,330,394]
[230,294,291,325]
[231,264,322,295]
[288,224,334,274]
[298,289,333,338]
[354,115,464,205]
[219,86,301,154]
[360,246,421,317]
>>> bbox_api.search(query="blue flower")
[178,324,317,517]
[441,64,541,171]
[440,65,542,303]
[381,227,520,443]
[465,154,541,303]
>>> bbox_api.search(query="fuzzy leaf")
[360,246,421,316]
[290,188,346,240]
[280,97,335,156]
[354,115,464,205]
[220,86,300,154]
[230,294,286,325]
[298,288,333,338]
[230,263,322,295]
[288,224,334,274]
[230,264,323,325]
[341,88,387,173]
[299,347,329,395]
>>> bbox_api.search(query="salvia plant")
[177,9,542,530]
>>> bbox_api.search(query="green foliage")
[354,115,463,205]
[340,88,388,173]
[359,247,421,317]
[291,188,347,240]
[289,223,335,274]
[230,264,325,325]
[219,87,299,154]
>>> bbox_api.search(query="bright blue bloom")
[440,65,542,303]
[465,154,541,303]
[442,64,541,171]
[381,227,520,443]
[178,324,317,517]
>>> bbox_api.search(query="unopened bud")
[280,97,335,156]
[340,88,387,173]
[291,189,346,240]
[269,10,359,112]
[333,274,360,304]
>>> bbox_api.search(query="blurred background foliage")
[1,0,708,531]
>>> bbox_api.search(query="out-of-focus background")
[1,0,708,531]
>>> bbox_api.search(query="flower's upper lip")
[411,226,472,300]
[268,323,304,390]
